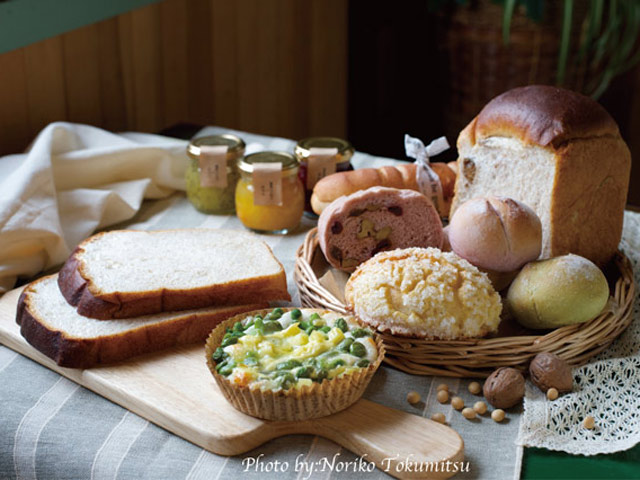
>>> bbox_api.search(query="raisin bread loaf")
[451,85,631,266]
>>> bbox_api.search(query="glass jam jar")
[186,134,245,214]
[294,137,355,216]
[236,151,304,234]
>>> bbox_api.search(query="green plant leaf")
[557,0,574,85]
[502,0,517,45]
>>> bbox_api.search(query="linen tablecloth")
[0,123,571,480]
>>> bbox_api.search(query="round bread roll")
[345,247,502,339]
[448,196,542,272]
[506,254,609,329]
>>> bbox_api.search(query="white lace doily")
[517,211,640,455]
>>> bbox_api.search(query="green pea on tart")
[205,307,384,421]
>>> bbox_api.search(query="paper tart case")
[205,308,385,421]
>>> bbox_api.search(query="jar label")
[199,145,229,188]
[306,147,338,189]
[252,162,283,206]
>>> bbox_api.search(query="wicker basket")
[439,1,590,143]
[294,228,636,378]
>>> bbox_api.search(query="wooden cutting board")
[0,285,464,479]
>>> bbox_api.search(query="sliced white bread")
[58,229,290,319]
[17,275,267,368]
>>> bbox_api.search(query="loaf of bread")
[17,275,266,368]
[451,85,631,266]
[58,229,290,319]
[311,163,456,217]
[317,187,444,271]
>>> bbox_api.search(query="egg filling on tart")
[210,308,377,391]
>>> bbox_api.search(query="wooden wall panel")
[130,4,164,132]
[96,18,128,132]
[309,0,348,137]
[186,0,214,125]
[0,0,348,157]
[160,0,189,126]
[211,0,238,129]
[23,37,68,134]
[0,49,30,153]
[62,25,103,127]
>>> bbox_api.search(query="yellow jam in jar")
[236,151,304,234]
[186,134,245,214]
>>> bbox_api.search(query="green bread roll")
[506,254,609,329]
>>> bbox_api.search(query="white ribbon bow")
[404,134,450,216]
[404,134,450,164]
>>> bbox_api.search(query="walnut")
[483,367,525,409]
[529,353,573,393]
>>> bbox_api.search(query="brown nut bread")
[483,367,525,409]
[451,85,631,267]
[317,187,444,272]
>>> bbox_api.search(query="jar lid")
[238,151,299,173]
[187,134,246,157]
[294,137,354,160]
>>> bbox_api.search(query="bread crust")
[467,85,619,148]
[548,136,631,265]
[17,276,267,368]
[57,230,291,320]
[311,164,419,214]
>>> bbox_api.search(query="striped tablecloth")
[0,127,523,480]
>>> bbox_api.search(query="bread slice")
[17,275,267,368]
[58,229,290,319]
[451,86,631,266]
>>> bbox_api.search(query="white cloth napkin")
[0,122,189,293]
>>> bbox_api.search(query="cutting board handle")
[266,399,464,480]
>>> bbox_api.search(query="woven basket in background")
[439,1,589,141]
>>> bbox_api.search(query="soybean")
[263,321,283,333]
[349,342,367,358]
[295,366,311,378]
[334,318,348,332]
[299,321,310,330]
[351,328,371,338]
[338,338,354,352]
[277,359,302,370]
[212,347,225,362]
[277,373,296,389]
[221,336,238,347]
[328,358,346,369]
